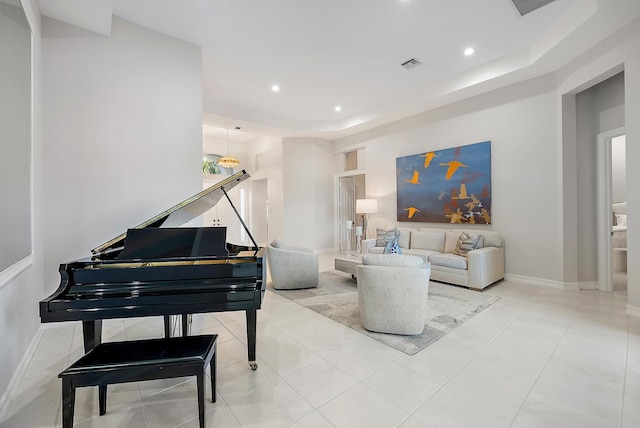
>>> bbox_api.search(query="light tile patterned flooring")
[2,252,640,427]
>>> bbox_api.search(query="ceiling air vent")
[511,0,556,16]
[401,57,422,70]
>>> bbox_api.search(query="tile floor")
[2,252,639,427]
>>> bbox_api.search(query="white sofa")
[362,227,504,290]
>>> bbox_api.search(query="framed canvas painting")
[396,141,492,224]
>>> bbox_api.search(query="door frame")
[335,170,366,252]
[596,127,625,292]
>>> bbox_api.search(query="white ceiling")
[37,0,640,139]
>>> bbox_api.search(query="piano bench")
[58,334,217,428]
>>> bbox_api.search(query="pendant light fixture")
[217,128,240,169]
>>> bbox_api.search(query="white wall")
[282,138,335,249]
[248,136,284,243]
[612,135,626,203]
[41,17,202,287]
[623,45,640,316]
[335,75,562,283]
[0,0,43,414]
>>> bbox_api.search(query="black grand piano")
[40,170,265,370]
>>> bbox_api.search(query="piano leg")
[246,310,258,371]
[82,320,102,353]
[163,315,192,338]
[164,315,171,338]
[182,314,190,336]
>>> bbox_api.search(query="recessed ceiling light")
[271,84,280,92]
[464,47,475,56]
[334,106,342,112]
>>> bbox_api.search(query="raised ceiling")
[38,0,640,139]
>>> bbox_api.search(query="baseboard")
[627,304,640,319]
[579,281,599,290]
[0,324,45,424]
[504,273,576,289]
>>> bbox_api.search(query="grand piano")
[40,170,265,370]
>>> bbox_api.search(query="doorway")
[597,128,626,292]
[337,174,365,252]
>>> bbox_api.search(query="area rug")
[269,271,500,355]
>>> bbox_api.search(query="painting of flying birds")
[396,141,492,223]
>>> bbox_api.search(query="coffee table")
[334,254,362,278]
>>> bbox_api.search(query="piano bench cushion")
[58,335,217,428]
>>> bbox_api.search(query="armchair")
[356,254,430,335]
[266,239,319,290]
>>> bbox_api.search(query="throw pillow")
[453,232,483,257]
[383,229,402,254]
[376,227,397,247]
[397,228,412,249]
[444,231,462,253]
[410,231,445,252]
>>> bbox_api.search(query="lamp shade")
[356,199,378,214]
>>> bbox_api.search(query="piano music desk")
[59,335,217,428]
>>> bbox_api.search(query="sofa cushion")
[453,232,483,257]
[369,246,385,255]
[404,249,440,263]
[397,227,412,249]
[429,253,468,269]
[444,231,462,253]
[410,231,445,253]
[362,254,424,268]
[375,228,397,247]
[453,229,502,248]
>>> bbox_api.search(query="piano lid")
[92,170,250,255]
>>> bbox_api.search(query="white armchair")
[356,254,430,335]
[266,239,319,290]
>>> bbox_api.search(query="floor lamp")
[356,199,378,240]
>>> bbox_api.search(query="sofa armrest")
[361,239,377,254]
[467,246,504,289]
